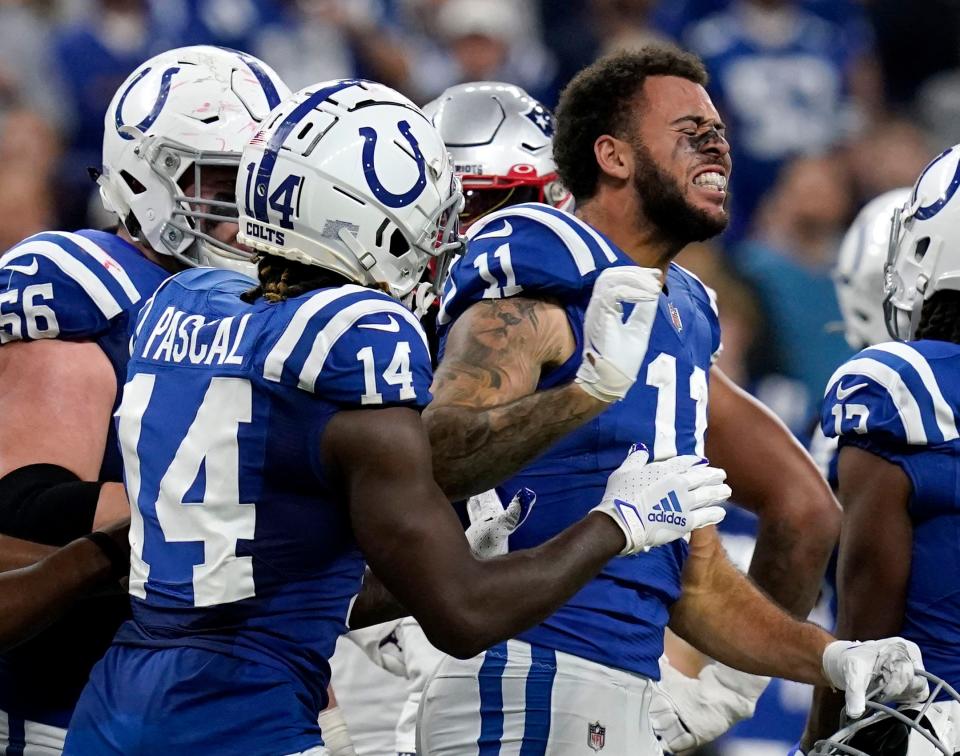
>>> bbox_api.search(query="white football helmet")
[885,145,960,340]
[99,45,289,268]
[422,82,571,229]
[236,79,463,299]
[834,188,911,349]
[812,670,960,756]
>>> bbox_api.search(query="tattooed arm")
[424,297,606,500]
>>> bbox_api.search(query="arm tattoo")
[425,298,603,500]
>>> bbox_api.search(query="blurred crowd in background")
[2,0,950,438]
[0,0,953,750]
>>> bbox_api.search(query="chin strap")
[402,281,438,320]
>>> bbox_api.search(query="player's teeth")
[693,172,727,189]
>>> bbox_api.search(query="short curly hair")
[554,46,709,201]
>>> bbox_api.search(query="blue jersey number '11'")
[117,373,257,607]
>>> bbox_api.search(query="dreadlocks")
[914,290,960,344]
[241,254,351,304]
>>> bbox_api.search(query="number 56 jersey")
[75,267,432,755]
[437,203,722,680]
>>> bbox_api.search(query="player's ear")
[594,134,632,183]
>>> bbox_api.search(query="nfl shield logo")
[668,302,683,332]
[587,721,606,751]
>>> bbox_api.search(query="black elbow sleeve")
[0,464,102,546]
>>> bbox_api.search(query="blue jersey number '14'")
[117,373,256,607]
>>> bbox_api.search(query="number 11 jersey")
[437,203,722,680]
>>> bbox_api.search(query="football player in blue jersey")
[801,148,960,752]
[62,79,736,756]
[0,46,289,753]
[417,46,928,754]
[330,81,576,756]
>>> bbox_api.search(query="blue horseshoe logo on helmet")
[912,147,960,220]
[359,120,428,208]
[114,66,181,141]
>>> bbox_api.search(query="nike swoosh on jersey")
[472,220,513,241]
[357,314,401,333]
[836,382,869,400]
[4,258,39,276]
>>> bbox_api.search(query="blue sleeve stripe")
[48,231,143,303]
[263,284,370,383]
[469,205,597,275]
[531,204,620,264]
[867,343,959,441]
[0,237,124,318]
[824,357,929,444]
[298,298,429,391]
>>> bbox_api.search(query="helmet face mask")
[100,46,289,270]
[236,79,465,300]
[812,671,960,756]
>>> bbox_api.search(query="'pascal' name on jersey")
[64,267,432,755]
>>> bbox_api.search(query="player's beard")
[631,139,729,246]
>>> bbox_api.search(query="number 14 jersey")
[88,268,432,753]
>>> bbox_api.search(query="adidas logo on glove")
[648,492,686,526]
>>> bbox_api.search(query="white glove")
[592,446,729,555]
[822,638,929,719]
[318,705,356,756]
[576,266,663,402]
[464,488,536,558]
[650,655,770,751]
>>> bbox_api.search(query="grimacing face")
[629,75,732,243]
[180,164,246,250]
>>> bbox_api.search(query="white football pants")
[418,639,663,756]
[0,711,65,755]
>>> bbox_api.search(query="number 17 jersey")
[65,268,433,756]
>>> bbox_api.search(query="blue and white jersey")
[76,268,432,754]
[0,229,169,480]
[0,230,167,736]
[438,203,721,679]
[822,339,960,693]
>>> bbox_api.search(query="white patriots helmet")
[885,145,960,340]
[834,188,911,349]
[99,45,289,268]
[422,82,572,229]
[811,671,960,756]
[236,79,464,299]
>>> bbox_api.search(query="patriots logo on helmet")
[524,104,554,138]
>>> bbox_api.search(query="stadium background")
[0,0,950,752]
